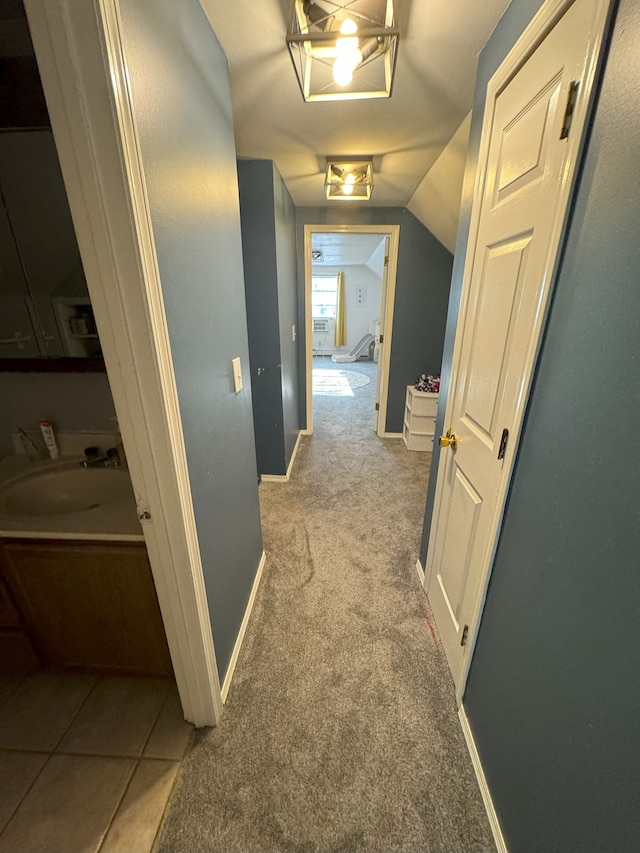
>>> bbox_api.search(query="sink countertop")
[0,454,144,542]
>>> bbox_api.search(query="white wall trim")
[221,550,267,704]
[304,225,400,437]
[260,430,302,483]
[458,705,509,853]
[382,432,404,439]
[24,0,223,726]
[415,558,425,586]
[424,0,611,706]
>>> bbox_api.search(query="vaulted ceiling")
[200,0,510,248]
[1,0,511,252]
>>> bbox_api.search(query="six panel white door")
[426,0,604,691]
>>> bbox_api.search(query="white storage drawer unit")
[403,386,438,451]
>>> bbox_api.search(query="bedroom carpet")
[156,358,496,853]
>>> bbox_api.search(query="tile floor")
[0,670,193,853]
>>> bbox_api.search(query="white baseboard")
[260,431,302,483]
[221,550,266,704]
[415,558,425,586]
[382,432,404,439]
[286,430,302,478]
[458,705,508,853]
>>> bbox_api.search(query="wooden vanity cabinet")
[0,577,41,672]
[0,539,172,677]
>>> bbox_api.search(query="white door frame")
[424,0,610,704]
[304,224,400,437]
[25,0,223,726]
[373,235,391,433]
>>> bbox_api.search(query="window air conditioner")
[313,318,330,333]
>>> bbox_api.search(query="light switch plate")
[232,357,243,393]
[292,324,296,342]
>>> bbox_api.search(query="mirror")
[0,1,102,368]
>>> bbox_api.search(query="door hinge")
[379,333,384,344]
[375,402,380,411]
[497,427,509,461]
[461,624,469,647]
[560,80,580,140]
[384,255,389,266]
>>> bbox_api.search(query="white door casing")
[25,0,223,725]
[373,236,391,433]
[304,225,399,437]
[425,0,610,700]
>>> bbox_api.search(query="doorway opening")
[304,225,399,437]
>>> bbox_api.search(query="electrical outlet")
[232,357,243,393]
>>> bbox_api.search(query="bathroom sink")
[0,462,135,517]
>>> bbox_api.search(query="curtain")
[334,271,347,347]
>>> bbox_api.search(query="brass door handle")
[439,428,458,450]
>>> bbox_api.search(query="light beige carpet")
[312,367,371,395]
[157,358,495,853]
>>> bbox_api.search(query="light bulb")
[333,56,355,86]
[333,18,361,87]
[342,173,356,195]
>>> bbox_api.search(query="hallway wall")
[296,208,453,434]
[238,159,299,477]
[273,164,300,467]
[423,0,639,850]
[117,0,263,681]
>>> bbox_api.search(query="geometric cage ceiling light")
[325,159,374,200]
[287,1,399,103]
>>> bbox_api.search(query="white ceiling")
[312,232,386,266]
[201,0,510,213]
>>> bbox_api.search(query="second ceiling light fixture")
[325,159,374,200]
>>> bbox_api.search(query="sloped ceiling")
[200,0,510,218]
[408,112,472,251]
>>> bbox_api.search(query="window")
[312,275,338,318]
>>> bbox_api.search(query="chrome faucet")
[81,446,121,468]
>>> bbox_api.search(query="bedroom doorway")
[304,225,399,437]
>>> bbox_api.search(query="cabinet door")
[1,540,172,677]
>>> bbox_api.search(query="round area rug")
[312,369,371,396]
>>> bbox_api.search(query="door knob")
[439,428,458,450]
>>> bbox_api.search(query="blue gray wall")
[424,0,640,850]
[296,208,453,433]
[238,160,299,476]
[273,166,300,464]
[118,0,263,681]
[238,160,285,476]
